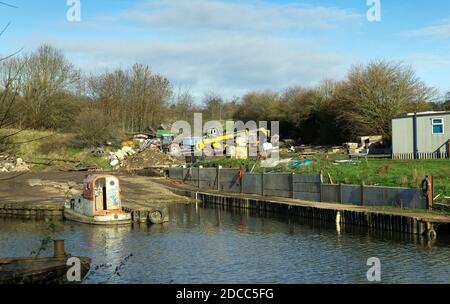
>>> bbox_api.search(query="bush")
[72,109,124,148]
[0,133,17,155]
[37,135,73,155]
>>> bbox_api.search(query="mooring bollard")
[53,240,66,258]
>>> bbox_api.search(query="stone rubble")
[0,155,30,173]
[108,146,137,167]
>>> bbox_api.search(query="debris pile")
[121,148,181,170]
[106,144,181,169]
[108,146,136,167]
[0,155,30,173]
[90,147,105,157]
[134,136,161,150]
[104,126,183,169]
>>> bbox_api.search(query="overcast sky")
[0,0,449,101]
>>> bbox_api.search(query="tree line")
[0,44,449,148]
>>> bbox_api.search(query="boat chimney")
[53,240,66,258]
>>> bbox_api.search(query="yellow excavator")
[195,127,271,154]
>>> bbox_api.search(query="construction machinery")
[195,127,272,158]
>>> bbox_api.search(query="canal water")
[0,203,449,284]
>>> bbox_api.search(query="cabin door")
[105,177,120,210]
[95,178,108,211]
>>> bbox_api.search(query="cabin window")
[432,118,444,134]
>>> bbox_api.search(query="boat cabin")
[72,175,122,217]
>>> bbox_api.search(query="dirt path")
[0,171,190,209]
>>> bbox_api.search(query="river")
[0,203,449,284]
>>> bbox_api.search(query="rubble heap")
[121,148,181,170]
[108,146,136,167]
[0,155,30,173]
[106,144,182,170]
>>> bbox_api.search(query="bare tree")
[87,64,172,133]
[333,60,438,139]
[0,1,23,152]
[235,91,281,123]
[14,45,81,129]
[171,89,197,122]
[282,86,324,128]
[202,92,225,121]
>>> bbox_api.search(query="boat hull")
[64,208,132,225]
[0,256,91,284]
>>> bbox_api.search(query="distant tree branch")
[0,128,23,142]
[0,21,10,37]
[10,133,56,145]
[0,0,27,154]
[0,1,22,62]
[0,48,23,62]
[0,1,17,9]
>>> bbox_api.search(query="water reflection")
[0,203,449,284]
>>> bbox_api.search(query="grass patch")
[285,156,449,196]
[0,129,112,171]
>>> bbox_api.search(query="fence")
[168,167,427,209]
[393,151,449,160]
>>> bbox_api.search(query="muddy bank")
[0,171,191,218]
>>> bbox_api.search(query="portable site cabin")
[392,111,450,159]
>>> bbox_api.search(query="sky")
[0,0,449,101]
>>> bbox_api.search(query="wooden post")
[182,166,187,183]
[447,140,450,158]
[426,176,434,210]
[261,172,265,196]
[240,166,244,194]
[360,182,365,206]
[198,166,201,188]
[319,170,324,202]
[291,173,295,199]
[217,166,221,191]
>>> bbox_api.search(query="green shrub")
[72,109,124,148]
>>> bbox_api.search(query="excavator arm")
[195,128,271,152]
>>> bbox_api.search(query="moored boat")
[0,240,91,284]
[64,174,132,225]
